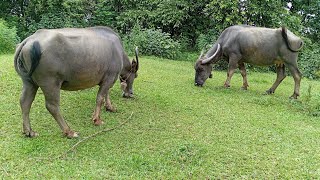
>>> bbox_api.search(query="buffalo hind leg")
[20,80,39,137]
[239,62,249,90]
[41,83,78,138]
[92,86,107,125]
[105,93,116,112]
[92,79,116,125]
[266,64,286,95]
[224,55,240,88]
[286,63,302,99]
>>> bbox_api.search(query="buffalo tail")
[281,26,300,53]
[14,41,41,79]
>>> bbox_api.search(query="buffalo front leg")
[239,63,249,90]
[224,55,240,88]
[41,84,78,138]
[286,63,302,99]
[20,80,39,137]
[266,65,286,95]
[224,68,236,88]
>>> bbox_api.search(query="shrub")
[123,24,181,59]
[298,41,320,80]
[195,32,217,52]
[0,19,19,54]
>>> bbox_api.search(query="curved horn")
[135,46,139,72]
[198,49,204,59]
[201,44,221,64]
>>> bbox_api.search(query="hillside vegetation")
[0,54,320,178]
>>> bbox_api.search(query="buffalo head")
[120,47,139,98]
[194,44,221,86]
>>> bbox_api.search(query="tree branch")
[59,112,134,159]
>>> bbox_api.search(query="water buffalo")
[14,26,139,138]
[194,25,303,99]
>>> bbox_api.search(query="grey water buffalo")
[194,25,303,98]
[14,26,139,138]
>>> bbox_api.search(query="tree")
[0,19,19,54]
[289,0,320,41]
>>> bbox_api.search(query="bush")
[195,32,218,52]
[0,19,19,54]
[123,24,181,59]
[299,41,320,79]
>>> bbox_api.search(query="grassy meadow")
[1,53,320,179]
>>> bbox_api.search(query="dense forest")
[0,0,319,79]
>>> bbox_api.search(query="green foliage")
[1,0,319,78]
[299,41,320,79]
[290,0,320,42]
[195,32,218,52]
[244,0,286,27]
[0,19,19,54]
[123,24,181,59]
[205,0,242,31]
[91,1,116,27]
[27,12,67,33]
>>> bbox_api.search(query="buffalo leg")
[224,55,240,88]
[286,63,302,99]
[41,84,78,138]
[92,86,107,125]
[239,62,249,90]
[20,80,39,137]
[93,79,116,125]
[266,65,286,95]
[105,93,116,112]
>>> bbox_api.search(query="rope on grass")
[59,112,134,159]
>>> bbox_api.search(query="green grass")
[1,54,320,179]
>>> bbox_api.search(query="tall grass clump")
[123,24,181,59]
[0,19,19,54]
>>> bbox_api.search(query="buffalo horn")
[198,49,204,59]
[201,43,221,64]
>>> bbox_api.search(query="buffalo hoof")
[264,89,274,95]
[65,130,79,138]
[241,86,248,90]
[24,130,38,138]
[290,94,298,99]
[123,93,134,98]
[106,106,116,112]
[93,118,104,126]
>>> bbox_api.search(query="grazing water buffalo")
[14,26,139,138]
[194,25,303,98]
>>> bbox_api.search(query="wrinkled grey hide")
[14,26,139,138]
[194,25,303,99]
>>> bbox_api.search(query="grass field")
[1,54,320,179]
